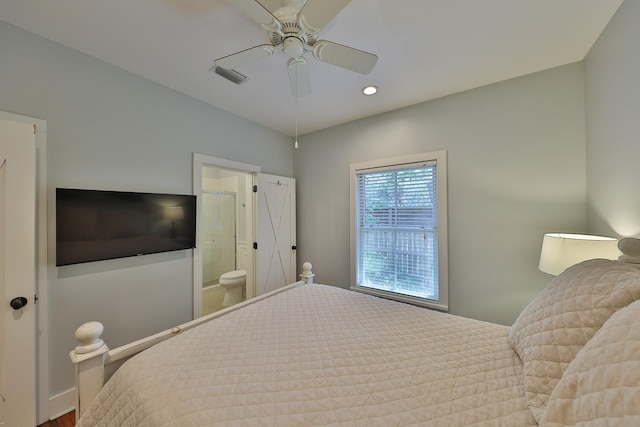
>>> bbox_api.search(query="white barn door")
[255,174,296,296]
[0,119,36,426]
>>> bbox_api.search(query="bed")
[71,239,640,426]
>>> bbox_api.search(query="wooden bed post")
[300,262,314,284]
[69,321,109,420]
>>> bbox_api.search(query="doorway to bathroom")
[193,154,260,318]
[200,191,241,315]
[201,191,239,315]
[192,153,297,319]
[199,164,254,316]
[201,191,237,288]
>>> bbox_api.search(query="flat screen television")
[56,188,197,266]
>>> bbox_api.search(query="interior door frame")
[192,153,260,319]
[0,111,48,424]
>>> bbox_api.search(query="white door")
[256,174,296,295]
[0,119,36,427]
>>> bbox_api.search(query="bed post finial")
[300,262,315,284]
[70,321,109,419]
[74,321,105,354]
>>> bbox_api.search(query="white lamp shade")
[539,233,620,276]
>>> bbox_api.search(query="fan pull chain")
[294,72,299,149]
[294,108,299,149]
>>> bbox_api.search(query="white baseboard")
[49,388,76,420]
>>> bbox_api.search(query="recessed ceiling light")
[362,85,379,96]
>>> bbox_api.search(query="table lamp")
[539,233,620,276]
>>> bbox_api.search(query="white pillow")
[541,297,640,426]
[508,259,640,422]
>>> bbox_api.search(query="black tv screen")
[56,188,197,266]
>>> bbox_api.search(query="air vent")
[212,66,248,85]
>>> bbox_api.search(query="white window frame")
[349,151,448,311]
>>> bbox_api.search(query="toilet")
[219,269,247,307]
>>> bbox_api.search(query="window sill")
[350,285,448,312]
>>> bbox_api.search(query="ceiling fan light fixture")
[283,37,304,58]
[362,85,378,96]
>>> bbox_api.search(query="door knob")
[10,297,28,310]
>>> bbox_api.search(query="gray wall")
[585,0,640,239]
[5,0,637,408]
[0,20,292,397]
[294,63,588,326]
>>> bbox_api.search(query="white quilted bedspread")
[78,284,537,426]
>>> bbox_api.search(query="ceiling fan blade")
[213,45,276,70]
[298,0,352,34]
[312,40,378,75]
[288,57,311,97]
[225,0,281,32]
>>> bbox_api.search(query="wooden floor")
[38,411,75,427]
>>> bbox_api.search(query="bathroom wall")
[202,175,239,283]
[201,192,237,285]
[202,169,253,284]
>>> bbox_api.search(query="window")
[350,151,448,310]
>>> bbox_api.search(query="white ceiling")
[0,0,623,136]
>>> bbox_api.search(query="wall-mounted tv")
[56,188,197,266]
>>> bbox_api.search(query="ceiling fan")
[212,0,378,97]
